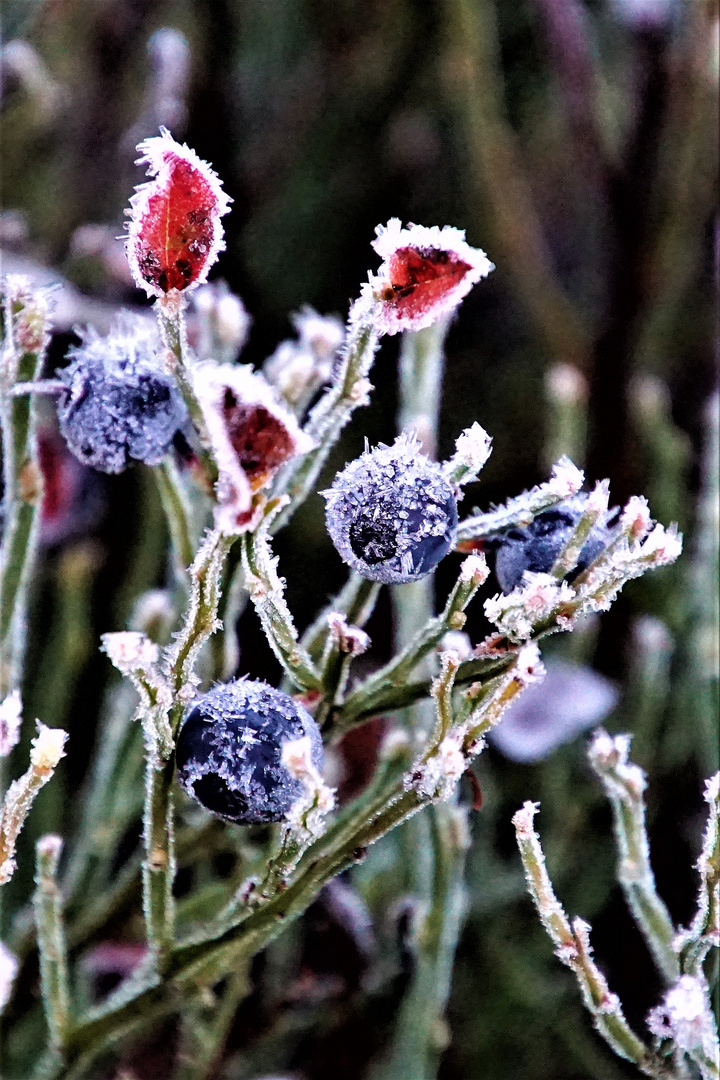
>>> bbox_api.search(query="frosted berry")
[56,316,187,474]
[493,494,620,594]
[323,433,458,584]
[175,680,324,824]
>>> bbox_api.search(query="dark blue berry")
[175,679,324,824]
[323,433,458,584]
[493,495,620,594]
[56,316,187,474]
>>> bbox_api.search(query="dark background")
[1,1,717,1077]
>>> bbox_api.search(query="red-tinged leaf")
[127,130,231,298]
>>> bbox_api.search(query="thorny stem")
[678,773,720,977]
[270,302,380,532]
[34,836,71,1054]
[513,803,671,1079]
[588,732,680,985]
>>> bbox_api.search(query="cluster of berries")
[36,129,620,826]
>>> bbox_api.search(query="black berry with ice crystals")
[493,494,620,594]
[175,679,324,824]
[323,433,458,584]
[56,315,187,474]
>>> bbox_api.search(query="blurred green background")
[1,1,717,1077]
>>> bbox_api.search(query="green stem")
[35,835,71,1053]
[154,459,194,581]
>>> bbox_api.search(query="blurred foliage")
[1,0,717,1077]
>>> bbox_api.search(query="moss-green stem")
[34,836,71,1054]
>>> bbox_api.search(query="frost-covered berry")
[492,494,620,594]
[56,316,187,474]
[175,680,324,824]
[323,433,458,584]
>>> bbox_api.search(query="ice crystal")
[367,219,494,335]
[323,431,458,583]
[126,128,231,297]
[175,679,325,824]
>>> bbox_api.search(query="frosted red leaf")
[368,219,494,335]
[126,128,231,298]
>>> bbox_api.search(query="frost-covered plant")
[0,129,703,1080]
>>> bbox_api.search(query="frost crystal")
[408,730,467,801]
[0,690,22,758]
[324,432,458,584]
[548,457,585,499]
[194,362,315,533]
[175,679,325,824]
[126,128,231,297]
[484,572,576,642]
[646,975,719,1058]
[367,219,494,335]
[56,314,187,474]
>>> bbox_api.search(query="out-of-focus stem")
[270,301,379,531]
[0,280,50,700]
[34,835,71,1053]
[444,0,591,370]
[154,458,194,582]
[374,321,468,1080]
[175,965,251,1080]
[588,731,680,985]
[372,805,469,1080]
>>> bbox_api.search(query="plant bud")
[367,219,493,335]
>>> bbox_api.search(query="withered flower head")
[368,219,493,335]
[126,128,231,298]
[194,363,314,533]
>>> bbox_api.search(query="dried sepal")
[193,362,314,534]
[484,572,576,642]
[126,128,231,298]
[646,975,719,1061]
[101,631,173,764]
[367,219,494,335]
